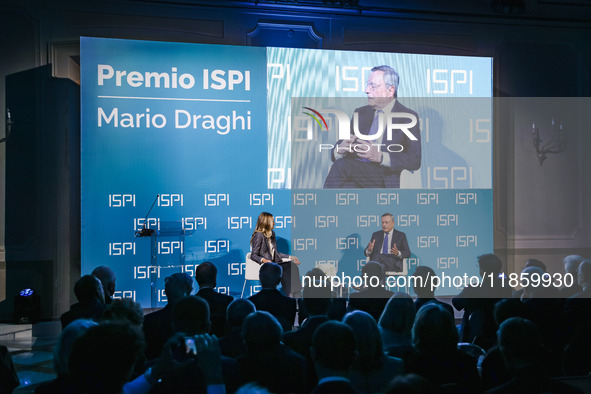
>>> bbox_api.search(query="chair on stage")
[241,253,292,298]
[365,257,409,293]
[241,253,261,298]
[385,258,409,293]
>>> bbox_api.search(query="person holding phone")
[250,212,302,297]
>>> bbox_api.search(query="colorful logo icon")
[303,107,328,130]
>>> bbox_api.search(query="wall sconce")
[531,118,566,166]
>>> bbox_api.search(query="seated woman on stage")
[250,212,302,297]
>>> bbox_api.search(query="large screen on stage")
[81,37,492,306]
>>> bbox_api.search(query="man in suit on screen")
[364,213,411,273]
[323,65,421,189]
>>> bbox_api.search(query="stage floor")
[0,321,60,393]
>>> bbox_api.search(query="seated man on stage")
[323,65,421,189]
[364,213,411,273]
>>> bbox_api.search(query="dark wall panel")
[3,65,80,320]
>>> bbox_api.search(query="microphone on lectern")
[135,194,159,237]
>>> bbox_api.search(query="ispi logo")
[301,107,418,141]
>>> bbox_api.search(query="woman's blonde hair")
[251,212,274,242]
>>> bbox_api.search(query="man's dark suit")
[348,287,394,321]
[415,298,455,317]
[563,287,591,339]
[219,328,248,358]
[324,101,421,189]
[248,288,297,331]
[195,287,233,337]
[452,279,512,349]
[284,316,329,357]
[237,343,307,394]
[150,355,240,394]
[250,231,302,295]
[312,379,359,394]
[284,316,329,391]
[364,229,410,272]
[142,304,174,360]
[60,300,106,329]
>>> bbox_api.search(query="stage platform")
[0,321,60,393]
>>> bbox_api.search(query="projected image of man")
[323,65,421,188]
[364,213,411,272]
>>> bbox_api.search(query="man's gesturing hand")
[366,239,376,254]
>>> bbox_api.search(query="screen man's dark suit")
[364,229,410,272]
[324,100,421,188]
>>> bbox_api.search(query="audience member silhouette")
[172,295,211,335]
[235,383,272,394]
[102,298,143,329]
[407,303,480,393]
[524,258,546,272]
[293,268,323,324]
[343,310,404,393]
[92,265,117,305]
[562,321,591,376]
[150,295,240,393]
[237,311,306,394]
[485,317,583,393]
[297,268,346,323]
[101,298,147,379]
[563,259,591,340]
[518,266,558,300]
[480,298,530,390]
[348,261,394,321]
[44,250,591,394]
[35,319,97,394]
[517,266,565,352]
[378,292,417,363]
[219,298,256,358]
[248,262,297,331]
[0,344,19,394]
[60,274,106,329]
[284,269,332,391]
[452,253,512,349]
[284,270,331,356]
[143,272,193,360]
[68,322,145,394]
[411,265,454,316]
[195,261,234,337]
[383,373,440,394]
[511,259,547,299]
[310,321,359,394]
[560,255,584,298]
[573,258,590,298]
[493,298,528,326]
